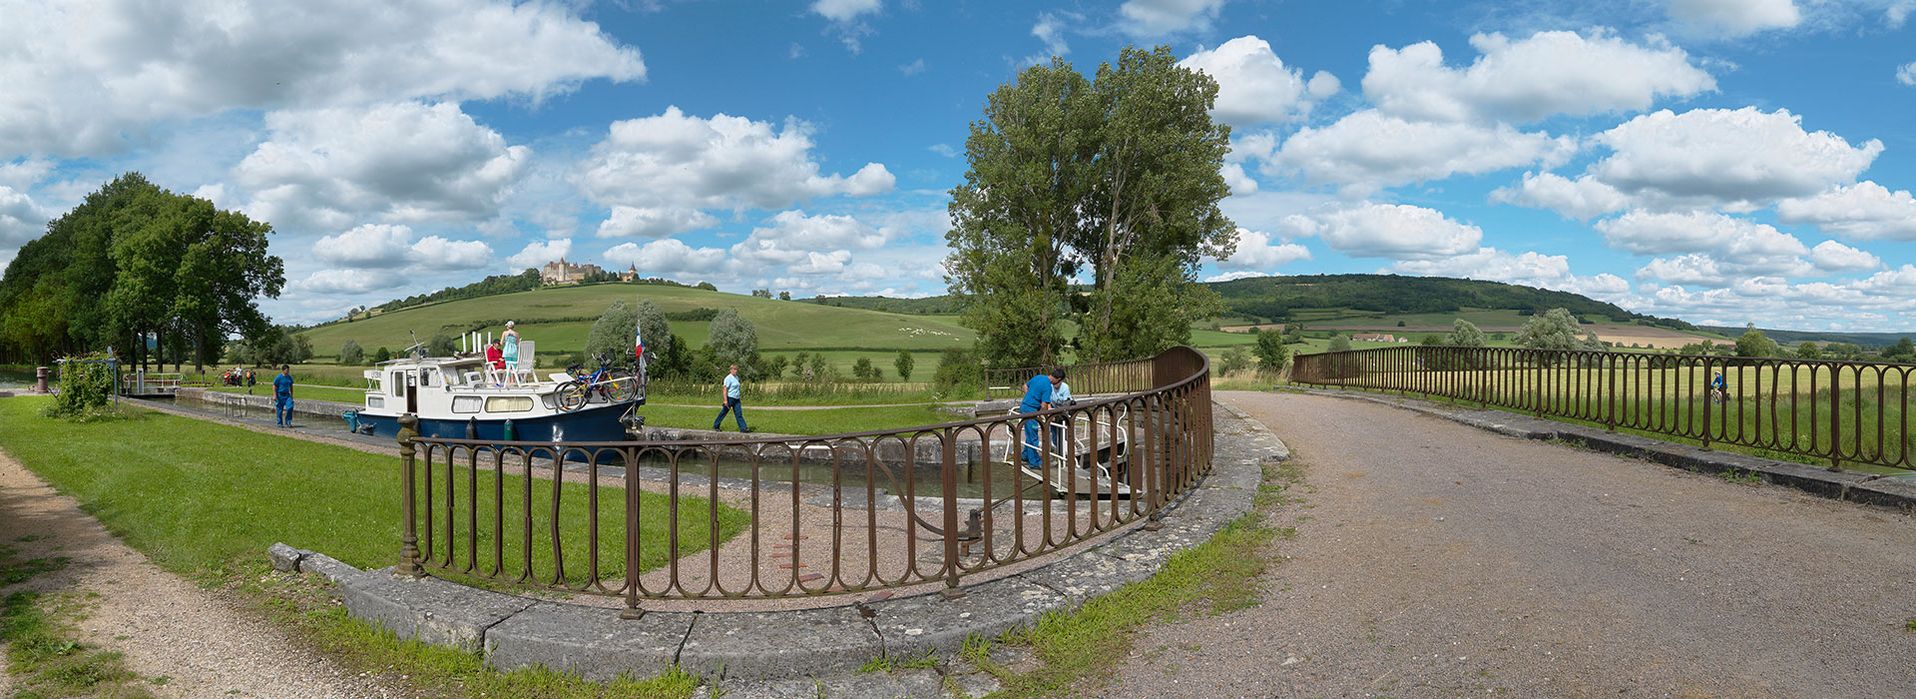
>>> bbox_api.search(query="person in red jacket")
[484,339,505,370]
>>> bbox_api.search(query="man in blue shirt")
[1020,367,1064,468]
[272,365,294,427]
[712,364,750,432]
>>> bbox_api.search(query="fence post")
[940,429,965,600]
[1700,357,1712,451]
[1829,368,1843,471]
[396,414,424,578]
[1605,352,1617,433]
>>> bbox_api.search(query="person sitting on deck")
[1020,367,1065,468]
[484,339,505,372]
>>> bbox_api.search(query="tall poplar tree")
[946,47,1235,367]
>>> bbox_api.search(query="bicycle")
[556,353,640,411]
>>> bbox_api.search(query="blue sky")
[2,0,1914,331]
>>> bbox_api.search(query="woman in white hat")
[501,321,521,384]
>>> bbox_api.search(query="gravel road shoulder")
[0,448,398,699]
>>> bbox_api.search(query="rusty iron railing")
[398,347,1213,614]
[1292,346,1916,472]
[983,356,1159,399]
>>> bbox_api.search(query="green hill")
[297,282,975,361]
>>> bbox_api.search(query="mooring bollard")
[34,366,49,394]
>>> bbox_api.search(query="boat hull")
[354,400,634,445]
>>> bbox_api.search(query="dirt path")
[1109,391,1916,698]
[0,450,398,699]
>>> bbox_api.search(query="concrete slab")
[1016,550,1158,604]
[337,573,535,652]
[268,542,306,573]
[678,606,884,681]
[1847,475,1916,510]
[483,602,694,680]
[866,576,1069,659]
[712,669,950,699]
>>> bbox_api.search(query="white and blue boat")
[349,353,641,443]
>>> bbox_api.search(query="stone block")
[1847,475,1916,510]
[338,573,534,652]
[865,577,1068,659]
[483,602,694,680]
[715,669,949,699]
[297,552,364,584]
[678,606,883,681]
[1017,549,1158,604]
[268,542,307,573]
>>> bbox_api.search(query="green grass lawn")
[0,397,747,586]
[636,403,957,435]
[299,283,976,359]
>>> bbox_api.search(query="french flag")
[634,320,645,364]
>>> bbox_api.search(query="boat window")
[367,395,384,409]
[420,369,435,387]
[486,396,534,413]
[452,396,482,414]
[390,372,406,398]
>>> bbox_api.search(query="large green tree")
[0,173,283,368]
[705,308,759,375]
[946,46,1234,367]
[1515,308,1583,351]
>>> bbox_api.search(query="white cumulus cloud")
[1215,228,1310,270]
[1596,210,1810,276]
[1777,181,1916,240]
[233,102,530,231]
[1394,247,1629,301]
[578,107,894,237]
[1808,240,1883,272]
[1490,171,1631,220]
[1118,0,1226,36]
[1587,107,1882,208]
[811,0,881,23]
[1898,61,1916,86]
[1667,0,1801,37]
[595,206,719,239]
[1286,202,1482,260]
[0,0,643,157]
[506,238,572,269]
[1272,110,1576,190]
[0,185,51,247]
[1179,36,1335,125]
[314,223,493,270]
[1363,31,1715,124]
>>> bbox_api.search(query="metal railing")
[1292,346,1916,471]
[397,346,1213,614]
[983,357,1160,398]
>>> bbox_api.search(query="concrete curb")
[1291,387,1916,512]
[174,387,356,420]
[270,399,1288,689]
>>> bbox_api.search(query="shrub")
[46,354,118,419]
[373,346,392,363]
[894,350,915,382]
[932,348,986,399]
[1253,331,1289,373]
[1219,347,1252,375]
[339,340,365,365]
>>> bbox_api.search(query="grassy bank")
[0,397,746,583]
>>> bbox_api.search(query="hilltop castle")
[539,258,639,285]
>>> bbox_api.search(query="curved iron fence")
[1292,346,1916,471]
[397,347,1213,614]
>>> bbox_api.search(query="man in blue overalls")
[273,365,295,427]
[1020,367,1065,468]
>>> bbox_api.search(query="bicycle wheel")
[614,373,640,401]
[556,381,588,412]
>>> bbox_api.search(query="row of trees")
[0,174,285,369]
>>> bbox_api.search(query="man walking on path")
[712,364,750,433]
[272,365,294,427]
[1020,367,1063,468]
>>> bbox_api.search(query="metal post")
[939,429,966,600]
[1829,368,1842,471]
[396,414,424,578]
[1605,352,1617,433]
[33,366,49,394]
[1700,357,1712,451]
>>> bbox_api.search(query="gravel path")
[1109,391,1916,698]
[0,449,398,699]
